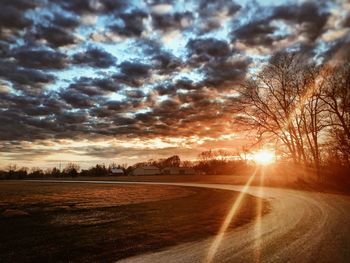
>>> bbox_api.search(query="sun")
[253,150,275,165]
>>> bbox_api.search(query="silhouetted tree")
[162,155,181,167]
[90,164,109,176]
[29,167,44,178]
[5,165,28,179]
[63,163,80,177]
[50,167,61,177]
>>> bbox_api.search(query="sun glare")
[253,150,275,165]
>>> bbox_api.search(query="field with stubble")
[0,181,269,262]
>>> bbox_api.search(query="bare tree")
[181,160,193,168]
[320,62,350,164]
[298,66,328,173]
[63,163,80,177]
[240,52,327,176]
[215,150,231,162]
[198,150,214,165]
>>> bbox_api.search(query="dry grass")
[0,181,269,262]
[0,182,193,211]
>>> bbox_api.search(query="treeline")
[132,155,181,169]
[0,152,252,179]
[0,163,126,180]
[240,52,350,179]
[132,152,251,175]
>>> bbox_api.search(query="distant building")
[162,167,195,175]
[110,168,124,175]
[132,166,161,176]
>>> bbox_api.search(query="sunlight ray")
[205,168,258,263]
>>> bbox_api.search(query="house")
[131,166,161,176]
[162,167,195,175]
[110,168,124,175]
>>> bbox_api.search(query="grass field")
[0,181,269,262]
[39,173,296,191]
[56,167,349,195]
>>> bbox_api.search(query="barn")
[162,167,195,175]
[131,166,161,176]
[110,168,124,175]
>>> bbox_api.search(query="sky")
[0,0,349,168]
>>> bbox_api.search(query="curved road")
[117,182,350,263]
[26,180,350,262]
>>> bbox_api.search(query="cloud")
[234,19,277,47]
[0,5,32,30]
[272,2,330,42]
[198,0,241,17]
[56,0,128,14]
[68,77,121,96]
[232,2,330,49]
[0,0,38,40]
[119,61,150,77]
[197,0,241,33]
[186,38,250,86]
[113,61,152,86]
[109,10,149,37]
[137,38,183,73]
[0,0,349,165]
[54,0,102,14]
[35,25,78,47]
[0,60,55,92]
[60,89,96,109]
[152,11,193,32]
[72,47,116,68]
[322,38,350,62]
[13,49,68,69]
[187,38,231,60]
[0,42,10,57]
[50,13,80,29]
[56,110,88,124]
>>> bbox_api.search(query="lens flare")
[253,150,275,165]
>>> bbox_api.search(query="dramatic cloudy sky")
[0,0,349,168]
